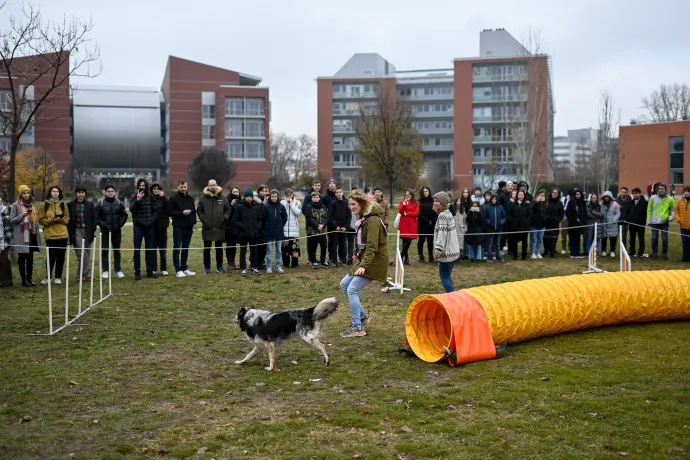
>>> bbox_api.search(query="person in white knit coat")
[433,191,460,293]
[280,188,302,268]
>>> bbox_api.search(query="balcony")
[333,161,359,169]
[472,93,527,103]
[472,73,527,83]
[422,144,453,152]
[333,90,378,99]
[472,136,515,144]
[472,115,520,123]
[399,92,454,102]
[225,109,265,118]
[333,109,361,116]
[416,126,453,135]
[333,125,356,133]
[473,156,514,165]
[413,110,453,119]
[333,143,357,151]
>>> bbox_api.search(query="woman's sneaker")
[340,325,366,337]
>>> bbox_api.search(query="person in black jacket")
[565,189,587,258]
[67,186,98,280]
[615,186,633,252]
[168,180,197,277]
[261,189,288,274]
[327,186,352,267]
[508,190,532,260]
[628,188,648,257]
[233,187,263,276]
[417,186,437,263]
[224,186,242,270]
[543,189,564,258]
[150,182,169,275]
[130,178,158,280]
[96,185,128,278]
[529,190,547,259]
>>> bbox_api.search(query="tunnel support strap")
[440,291,497,366]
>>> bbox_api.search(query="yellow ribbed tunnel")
[405,270,690,365]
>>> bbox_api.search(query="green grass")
[1,222,689,459]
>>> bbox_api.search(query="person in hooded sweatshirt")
[130,178,158,280]
[304,191,329,268]
[483,194,506,262]
[646,183,676,260]
[585,193,604,255]
[327,186,352,267]
[223,186,242,270]
[507,190,532,260]
[543,189,564,258]
[233,187,264,277]
[615,187,633,251]
[529,190,547,259]
[280,187,302,269]
[675,186,690,262]
[600,191,621,257]
[167,180,197,277]
[261,189,288,274]
[197,179,231,274]
[150,182,170,275]
[417,186,437,263]
[628,188,648,257]
[518,181,534,202]
[566,189,587,258]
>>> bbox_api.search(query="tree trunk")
[8,135,19,203]
[388,179,395,209]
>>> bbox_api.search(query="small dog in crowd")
[234,297,338,371]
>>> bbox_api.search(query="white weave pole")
[108,232,112,296]
[46,245,53,335]
[89,238,96,306]
[64,243,70,322]
[78,238,85,315]
[98,232,103,301]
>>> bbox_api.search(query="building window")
[245,120,264,137]
[226,140,244,158]
[670,136,684,185]
[246,98,264,116]
[226,120,243,137]
[202,125,215,140]
[202,104,215,119]
[0,91,11,112]
[246,141,265,159]
[225,98,244,116]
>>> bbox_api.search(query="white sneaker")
[536,253,543,259]
[41,278,49,285]
[276,267,284,274]
[561,249,566,254]
[610,252,616,258]
[161,270,169,276]
[116,271,125,278]
[176,270,186,278]
[502,246,508,251]
[54,278,62,285]
[531,254,538,259]
[102,271,109,279]
[641,253,649,258]
[266,268,273,274]
[183,270,195,276]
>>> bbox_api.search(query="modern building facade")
[552,128,599,179]
[317,29,554,190]
[161,56,270,188]
[619,120,689,194]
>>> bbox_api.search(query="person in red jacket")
[397,188,419,265]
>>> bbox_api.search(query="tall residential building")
[316,29,554,191]
[552,128,599,179]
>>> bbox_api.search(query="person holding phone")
[39,185,70,284]
[129,178,158,280]
[10,185,42,287]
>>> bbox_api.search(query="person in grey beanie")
[433,191,459,292]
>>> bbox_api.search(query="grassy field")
[1,222,689,459]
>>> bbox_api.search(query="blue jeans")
[133,225,155,275]
[585,226,601,254]
[651,223,669,255]
[468,245,482,260]
[173,227,194,271]
[265,240,282,269]
[340,274,372,329]
[681,228,690,261]
[486,233,502,260]
[530,228,545,254]
[438,261,455,292]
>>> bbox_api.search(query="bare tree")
[268,131,317,189]
[590,90,619,195]
[355,90,423,206]
[0,1,100,201]
[641,83,690,122]
[187,147,236,192]
[501,28,553,193]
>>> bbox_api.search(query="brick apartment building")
[316,29,554,191]
[619,120,689,195]
[2,52,270,193]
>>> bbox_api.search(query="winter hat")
[270,188,280,197]
[18,184,30,195]
[434,191,450,207]
[243,187,253,197]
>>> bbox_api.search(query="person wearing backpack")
[39,185,70,284]
[67,186,98,281]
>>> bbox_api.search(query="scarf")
[355,218,364,250]
[17,198,36,243]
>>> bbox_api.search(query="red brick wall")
[619,121,690,194]
[453,60,474,190]
[316,79,334,176]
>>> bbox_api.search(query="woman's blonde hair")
[348,190,374,217]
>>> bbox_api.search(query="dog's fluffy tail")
[313,297,338,320]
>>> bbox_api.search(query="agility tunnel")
[405,270,690,366]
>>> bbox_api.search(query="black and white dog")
[234,297,338,371]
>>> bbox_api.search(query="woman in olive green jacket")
[339,190,388,338]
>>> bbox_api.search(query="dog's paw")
[324,357,330,367]
[265,366,281,372]
[234,360,244,365]
[264,367,273,371]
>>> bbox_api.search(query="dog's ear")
[235,307,247,324]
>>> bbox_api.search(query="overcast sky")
[4,0,690,137]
